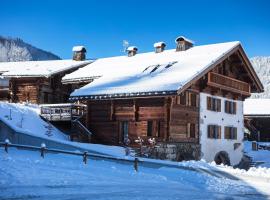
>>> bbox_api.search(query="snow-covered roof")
[175,36,194,44]
[69,41,243,99]
[0,59,92,78]
[72,46,86,52]
[244,99,270,116]
[127,46,138,51]
[154,42,166,48]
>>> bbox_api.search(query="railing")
[0,140,240,178]
[40,103,87,121]
[72,119,93,137]
[0,139,139,171]
[208,72,250,96]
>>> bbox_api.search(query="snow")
[0,148,269,199]
[175,35,194,44]
[250,56,270,98]
[72,46,86,52]
[0,59,91,77]
[244,141,270,168]
[0,102,68,140]
[69,41,240,98]
[244,98,270,116]
[126,46,138,51]
[153,42,166,48]
[0,102,125,156]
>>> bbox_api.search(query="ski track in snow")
[0,149,269,200]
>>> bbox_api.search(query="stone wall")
[150,142,201,161]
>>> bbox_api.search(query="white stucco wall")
[199,93,244,166]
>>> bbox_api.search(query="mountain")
[250,56,270,98]
[0,36,60,62]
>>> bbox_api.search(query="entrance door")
[120,121,129,144]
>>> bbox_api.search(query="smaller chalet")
[68,36,263,166]
[244,99,270,142]
[0,46,92,104]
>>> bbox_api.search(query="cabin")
[68,37,263,166]
[244,99,270,142]
[0,47,92,104]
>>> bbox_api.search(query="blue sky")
[1,0,270,59]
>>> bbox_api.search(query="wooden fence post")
[41,143,46,158]
[83,151,88,164]
[134,157,139,172]
[4,139,10,153]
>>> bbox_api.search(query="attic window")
[165,61,178,69]
[150,65,160,73]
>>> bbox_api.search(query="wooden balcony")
[207,72,250,96]
[40,103,86,121]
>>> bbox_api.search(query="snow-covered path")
[0,149,269,200]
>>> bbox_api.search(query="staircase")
[71,116,92,142]
[39,103,93,142]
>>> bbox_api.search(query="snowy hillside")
[0,36,60,62]
[250,56,270,98]
[0,102,125,156]
[0,102,68,140]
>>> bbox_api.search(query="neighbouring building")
[67,37,263,165]
[0,46,92,104]
[244,98,270,142]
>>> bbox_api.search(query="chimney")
[72,46,87,61]
[175,36,194,51]
[126,46,138,57]
[154,42,166,53]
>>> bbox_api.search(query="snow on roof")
[68,41,240,98]
[127,46,138,51]
[154,42,166,48]
[175,36,194,44]
[72,46,86,52]
[0,59,92,78]
[244,99,270,116]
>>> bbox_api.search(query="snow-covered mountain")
[0,36,60,62]
[250,56,270,98]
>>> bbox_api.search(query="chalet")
[0,46,92,104]
[67,37,263,166]
[244,99,270,142]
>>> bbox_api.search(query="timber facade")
[72,42,263,165]
[9,75,72,104]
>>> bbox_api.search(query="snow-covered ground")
[0,102,125,157]
[244,141,270,168]
[0,148,269,200]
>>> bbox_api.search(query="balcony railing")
[40,103,86,121]
[207,72,250,96]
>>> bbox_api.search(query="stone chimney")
[72,46,86,61]
[154,42,166,53]
[127,46,138,57]
[175,36,194,51]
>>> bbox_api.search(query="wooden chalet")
[244,99,270,142]
[0,46,92,104]
[68,37,263,165]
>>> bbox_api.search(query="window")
[187,123,196,138]
[224,126,237,140]
[177,91,198,107]
[120,121,129,142]
[225,100,236,114]
[207,125,221,139]
[147,121,153,136]
[207,97,221,112]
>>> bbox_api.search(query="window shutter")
[233,102,237,114]
[217,99,221,112]
[207,97,211,110]
[187,123,191,137]
[218,126,221,139]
